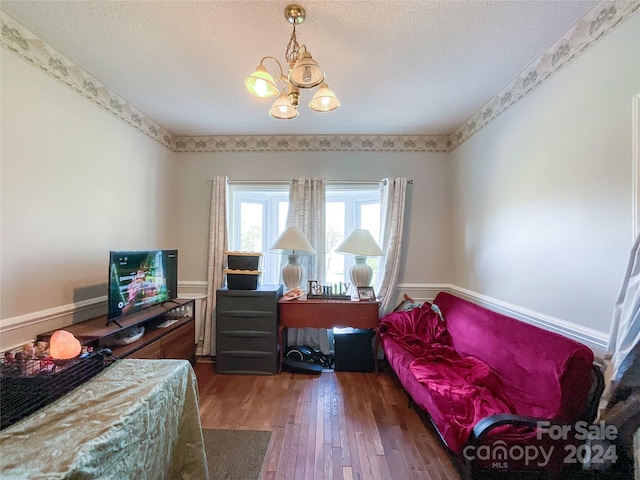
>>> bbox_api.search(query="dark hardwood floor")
[194,361,462,480]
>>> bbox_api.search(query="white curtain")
[202,176,228,356]
[286,177,330,354]
[375,177,408,315]
[597,232,640,457]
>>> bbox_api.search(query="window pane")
[326,202,345,285]
[360,203,381,242]
[278,201,288,235]
[358,202,381,287]
[240,202,263,251]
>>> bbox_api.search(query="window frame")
[227,182,381,286]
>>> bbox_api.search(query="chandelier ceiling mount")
[244,4,341,120]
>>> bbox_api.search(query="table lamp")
[335,229,383,288]
[269,227,316,290]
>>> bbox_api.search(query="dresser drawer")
[217,312,276,333]
[216,351,277,375]
[217,295,277,313]
[217,331,275,353]
[215,285,282,375]
[127,340,162,359]
[162,321,195,360]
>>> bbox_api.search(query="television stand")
[38,298,196,364]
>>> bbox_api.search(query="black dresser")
[216,285,283,375]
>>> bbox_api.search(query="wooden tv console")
[37,299,196,364]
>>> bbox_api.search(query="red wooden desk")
[278,297,380,373]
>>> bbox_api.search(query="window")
[228,184,289,285]
[325,186,381,287]
[228,182,381,288]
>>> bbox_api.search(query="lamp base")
[349,255,372,288]
[282,254,303,290]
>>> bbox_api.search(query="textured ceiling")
[1,0,600,137]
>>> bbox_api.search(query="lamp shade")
[309,83,340,112]
[269,227,315,255]
[245,65,279,98]
[269,93,299,120]
[335,229,383,256]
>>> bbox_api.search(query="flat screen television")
[107,250,178,323]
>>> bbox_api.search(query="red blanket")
[379,302,452,355]
[380,303,516,445]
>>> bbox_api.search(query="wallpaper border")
[1,1,638,153]
[0,12,174,148]
[448,0,640,150]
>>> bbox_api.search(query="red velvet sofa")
[380,291,603,478]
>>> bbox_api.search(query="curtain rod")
[208,179,414,185]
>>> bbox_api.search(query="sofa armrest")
[469,413,571,444]
[583,363,604,423]
[470,363,604,444]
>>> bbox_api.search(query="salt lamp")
[49,330,82,360]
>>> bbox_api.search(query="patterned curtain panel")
[202,176,229,356]
[376,177,408,315]
[286,177,330,353]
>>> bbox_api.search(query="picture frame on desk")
[357,286,375,301]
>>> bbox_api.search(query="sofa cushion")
[381,303,518,453]
[434,292,594,421]
[410,345,517,451]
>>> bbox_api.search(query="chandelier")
[244,4,341,120]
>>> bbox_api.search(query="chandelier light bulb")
[255,79,270,97]
[288,50,325,89]
[303,67,312,84]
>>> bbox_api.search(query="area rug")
[202,428,272,480]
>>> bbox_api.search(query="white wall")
[168,151,454,291]
[450,13,640,334]
[1,50,174,350]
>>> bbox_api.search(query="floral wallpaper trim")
[2,2,638,154]
[170,135,449,153]
[448,0,640,150]
[0,11,173,149]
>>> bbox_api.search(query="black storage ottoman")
[333,327,374,372]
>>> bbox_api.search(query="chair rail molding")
[0,280,207,353]
[177,280,208,297]
[0,296,107,333]
[0,296,107,353]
